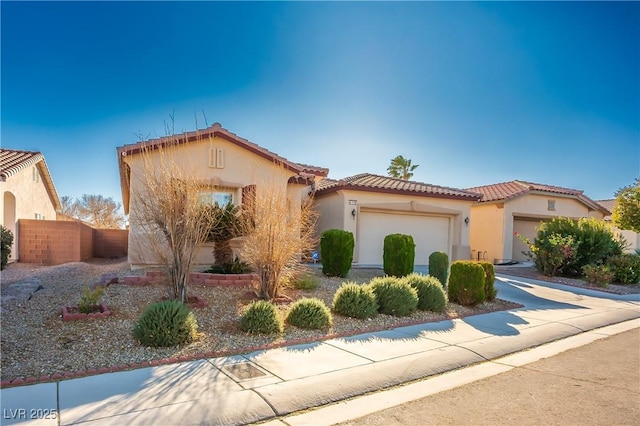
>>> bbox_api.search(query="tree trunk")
[214,240,233,266]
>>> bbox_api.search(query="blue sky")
[2,1,638,209]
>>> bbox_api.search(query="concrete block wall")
[93,229,128,259]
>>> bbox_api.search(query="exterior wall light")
[464,216,470,226]
[352,209,357,219]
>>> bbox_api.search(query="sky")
[2,1,639,210]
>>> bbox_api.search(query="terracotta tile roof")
[316,173,482,201]
[117,123,328,213]
[466,180,609,214]
[0,149,61,210]
[597,199,616,220]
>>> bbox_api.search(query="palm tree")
[387,155,419,180]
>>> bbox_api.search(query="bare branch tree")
[76,194,126,229]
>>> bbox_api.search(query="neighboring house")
[314,173,481,266]
[466,180,610,264]
[117,123,328,267]
[0,149,61,261]
[597,199,639,253]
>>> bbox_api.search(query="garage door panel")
[358,211,450,265]
[512,219,542,261]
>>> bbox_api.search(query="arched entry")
[3,191,17,261]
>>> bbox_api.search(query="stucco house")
[314,173,481,266]
[117,123,328,267]
[0,149,61,261]
[466,180,610,264]
[597,199,639,253]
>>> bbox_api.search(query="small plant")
[428,251,449,288]
[78,286,105,314]
[402,273,447,313]
[1,226,13,270]
[285,298,333,330]
[383,234,415,277]
[320,229,355,277]
[133,300,198,347]
[369,276,418,317]
[477,261,497,301]
[447,261,485,306]
[205,257,252,274]
[581,264,614,288]
[240,300,283,334]
[332,282,379,319]
[606,254,640,284]
[291,272,321,290]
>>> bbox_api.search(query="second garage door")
[357,210,450,265]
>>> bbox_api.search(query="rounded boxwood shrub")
[402,273,447,313]
[320,229,355,277]
[428,251,449,288]
[607,254,640,284]
[133,300,199,347]
[286,298,333,330]
[383,234,415,277]
[241,300,283,334]
[447,261,486,306]
[332,282,379,319]
[477,261,497,301]
[369,276,418,317]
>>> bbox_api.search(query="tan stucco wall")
[471,193,607,263]
[124,136,306,267]
[315,189,474,263]
[1,164,57,260]
[610,226,640,253]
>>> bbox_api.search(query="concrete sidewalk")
[1,274,639,426]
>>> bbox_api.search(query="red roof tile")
[466,180,608,214]
[597,199,616,220]
[316,173,482,201]
[0,149,61,210]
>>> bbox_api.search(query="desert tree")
[205,202,248,267]
[612,178,640,233]
[239,179,318,300]
[130,135,220,302]
[387,155,419,180]
[76,194,126,229]
[59,195,80,219]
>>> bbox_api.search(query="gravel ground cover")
[1,258,519,383]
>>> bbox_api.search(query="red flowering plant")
[515,231,575,277]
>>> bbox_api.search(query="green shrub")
[402,273,447,313]
[292,273,320,290]
[383,234,415,277]
[428,251,449,288]
[320,229,354,277]
[607,254,640,284]
[477,261,497,301]
[285,298,333,330]
[332,282,379,319]
[369,276,418,317]
[1,226,13,271]
[240,300,283,334]
[78,286,104,314]
[581,264,614,288]
[133,300,198,347]
[447,261,486,306]
[205,257,252,274]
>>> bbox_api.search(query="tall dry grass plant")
[239,180,318,300]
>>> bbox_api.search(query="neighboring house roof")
[316,173,482,201]
[0,149,61,211]
[597,199,615,221]
[466,180,609,215]
[117,123,329,213]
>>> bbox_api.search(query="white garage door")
[512,218,543,261]
[358,211,450,265]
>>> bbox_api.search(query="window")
[199,190,234,207]
[548,200,556,211]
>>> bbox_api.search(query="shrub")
[133,300,198,347]
[240,300,283,334]
[332,282,379,319]
[607,254,640,284]
[447,261,485,306]
[477,261,497,301]
[320,229,354,278]
[291,273,320,290]
[369,276,418,317]
[205,257,252,274]
[1,226,13,271]
[286,298,333,330]
[428,251,449,288]
[402,273,447,313]
[581,264,614,288]
[78,286,105,314]
[383,234,415,277]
